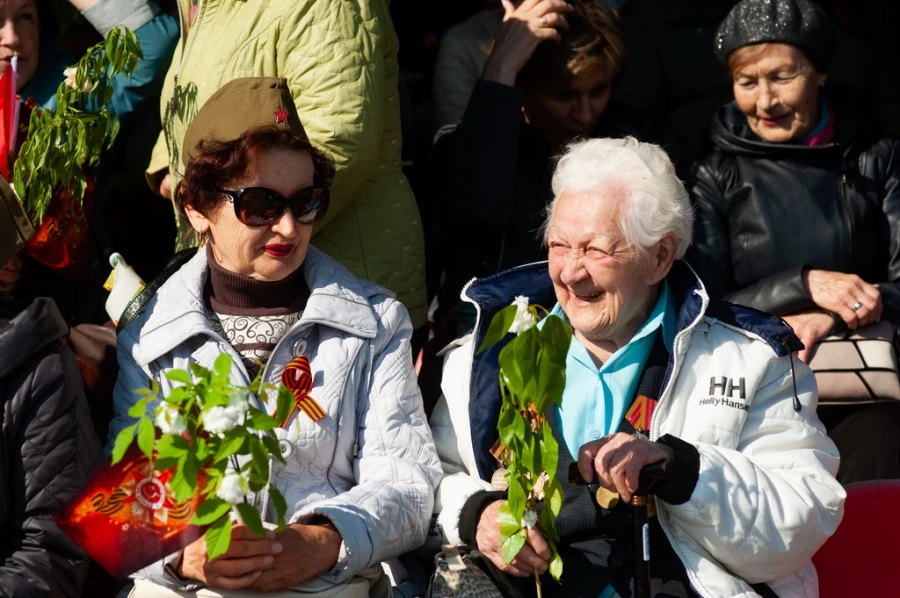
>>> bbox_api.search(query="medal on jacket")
[280,355,326,424]
[625,395,657,434]
[596,487,620,509]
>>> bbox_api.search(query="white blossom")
[202,405,238,435]
[522,510,538,529]
[63,67,92,92]
[217,473,247,504]
[155,404,186,435]
[224,390,250,426]
[508,295,535,334]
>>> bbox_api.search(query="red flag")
[0,56,18,179]
[55,445,205,580]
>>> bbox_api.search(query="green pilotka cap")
[182,77,309,168]
[0,175,34,266]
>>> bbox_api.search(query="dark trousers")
[818,403,900,484]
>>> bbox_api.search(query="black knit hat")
[714,0,837,72]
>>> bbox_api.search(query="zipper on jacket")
[839,171,854,265]
[649,288,717,598]
[254,315,317,522]
[789,353,801,412]
[457,260,547,476]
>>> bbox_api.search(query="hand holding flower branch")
[112,354,294,560]
[479,296,572,594]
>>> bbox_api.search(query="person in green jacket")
[147,0,428,328]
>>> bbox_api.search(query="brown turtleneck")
[204,247,310,378]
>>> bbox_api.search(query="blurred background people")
[686,0,900,484]
[0,184,101,597]
[613,0,900,166]
[0,0,178,324]
[431,0,631,133]
[430,0,648,333]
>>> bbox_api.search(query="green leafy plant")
[479,296,572,595]
[113,354,295,560]
[13,25,142,222]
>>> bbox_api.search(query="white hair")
[541,137,693,259]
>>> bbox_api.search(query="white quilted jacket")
[108,247,442,586]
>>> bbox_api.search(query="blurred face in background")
[730,43,826,143]
[0,0,38,91]
[523,66,613,151]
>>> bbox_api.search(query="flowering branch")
[479,296,572,592]
[13,25,142,222]
[112,354,294,560]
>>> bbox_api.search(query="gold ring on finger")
[540,15,548,27]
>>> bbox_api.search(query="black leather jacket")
[0,297,100,597]
[686,94,900,325]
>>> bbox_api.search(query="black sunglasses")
[216,186,330,227]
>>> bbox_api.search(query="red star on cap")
[274,107,289,124]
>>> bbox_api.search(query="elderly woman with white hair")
[429,137,844,598]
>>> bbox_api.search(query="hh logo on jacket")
[699,376,748,411]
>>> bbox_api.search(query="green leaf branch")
[113,354,295,560]
[480,296,572,594]
[13,25,142,222]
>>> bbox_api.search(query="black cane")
[633,460,665,598]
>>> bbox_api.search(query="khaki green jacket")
[148,0,426,326]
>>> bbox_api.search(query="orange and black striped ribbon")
[280,355,326,424]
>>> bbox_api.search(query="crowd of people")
[0,0,898,596]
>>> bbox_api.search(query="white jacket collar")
[130,246,387,366]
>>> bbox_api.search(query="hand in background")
[481,0,574,87]
[782,310,836,363]
[803,269,882,330]
[159,173,173,201]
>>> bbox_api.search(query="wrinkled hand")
[249,522,342,591]
[577,433,673,503]
[481,0,574,86]
[178,524,283,589]
[782,310,835,363]
[476,500,551,577]
[803,269,881,330]
[0,257,23,294]
[159,172,173,201]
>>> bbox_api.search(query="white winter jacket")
[108,247,442,587]
[430,261,845,598]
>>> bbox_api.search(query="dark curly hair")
[177,126,336,216]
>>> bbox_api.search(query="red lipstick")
[263,244,295,258]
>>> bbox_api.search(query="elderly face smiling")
[544,138,688,360]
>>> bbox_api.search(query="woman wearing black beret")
[687,0,900,484]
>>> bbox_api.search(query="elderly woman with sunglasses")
[107,78,441,597]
